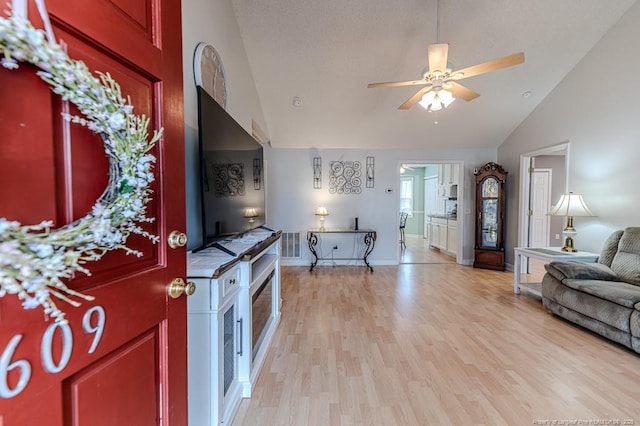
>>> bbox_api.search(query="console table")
[514,246,599,296]
[307,228,376,272]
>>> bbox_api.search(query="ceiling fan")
[367,45,525,111]
[367,0,524,111]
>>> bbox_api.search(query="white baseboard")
[283,258,482,267]
[281,259,398,267]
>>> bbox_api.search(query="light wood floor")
[400,234,456,264]
[233,264,640,425]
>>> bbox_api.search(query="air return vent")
[281,232,301,258]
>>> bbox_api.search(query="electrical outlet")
[555,234,560,240]
[333,245,338,250]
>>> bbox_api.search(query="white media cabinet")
[186,230,282,425]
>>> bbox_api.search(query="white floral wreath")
[0,10,162,323]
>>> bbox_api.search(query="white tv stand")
[186,230,281,425]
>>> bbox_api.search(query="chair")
[399,212,408,249]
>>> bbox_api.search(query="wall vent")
[281,232,302,258]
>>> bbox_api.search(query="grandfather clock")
[474,162,507,270]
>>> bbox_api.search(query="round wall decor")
[193,42,227,108]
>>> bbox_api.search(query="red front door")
[0,0,186,424]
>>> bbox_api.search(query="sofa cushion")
[561,279,640,309]
[598,230,623,267]
[610,227,640,285]
[542,276,634,332]
[544,261,619,282]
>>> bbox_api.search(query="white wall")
[498,1,640,264]
[181,0,269,249]
[266,148,496,265]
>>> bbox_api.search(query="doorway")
[518,143,569,273]
[398,161,463,265]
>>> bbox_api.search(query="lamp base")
[561,236,578,252]
[561,216,578,252]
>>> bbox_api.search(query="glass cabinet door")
[480,177,499,248]
[481,199,498,247]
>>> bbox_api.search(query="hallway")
[400,234,456,264]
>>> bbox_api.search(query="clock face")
[194,43,227,108]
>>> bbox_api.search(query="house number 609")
[0,305,106,399]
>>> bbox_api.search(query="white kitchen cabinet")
[451,163,460,185]
[428,216,457,258]
[437,163,460,199]
[439,163,457,185]
[447,219,458,256]
[429,217,447,251]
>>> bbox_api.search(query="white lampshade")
[548,193,595,217]
[315,206,328,230]
[548,192,595,252]
[315,206,329,216]
[439,89,455,107]
[244,208,258,218]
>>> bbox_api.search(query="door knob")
[168,230,187,249]
[168,278,196,299]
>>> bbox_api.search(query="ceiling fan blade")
[427,43,449,74]
[399,87,430,110]
[368,80,428,89]
[452,52,524,80]
[448,81,480,101]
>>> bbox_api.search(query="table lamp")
[244,208,259,225]
[315,206,329,230]
[548,192,595,252]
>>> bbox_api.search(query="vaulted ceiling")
[231,0,636,149]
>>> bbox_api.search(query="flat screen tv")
[194,86,265,252]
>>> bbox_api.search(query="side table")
[514,247,599,296]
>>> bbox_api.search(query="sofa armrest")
[544,261,620,282]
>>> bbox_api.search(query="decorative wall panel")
[329,161,362,194]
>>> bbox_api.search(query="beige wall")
[498,1,640,265]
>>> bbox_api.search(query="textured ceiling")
[231,0,636,149]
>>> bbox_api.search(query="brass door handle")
[168,278,196,299]
[168,230,187,249]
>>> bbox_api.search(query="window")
[400,176,414,217]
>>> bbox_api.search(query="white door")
[529,169,552,247]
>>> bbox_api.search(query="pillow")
[598,230,623,267]
[545,261,620,282]
[611,227,640,285]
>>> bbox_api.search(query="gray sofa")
[541,227,640,353]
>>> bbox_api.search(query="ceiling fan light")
[418,91,436,110]
[439,89,455,107]
[429,100,443,111]
[418,89,454,111]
